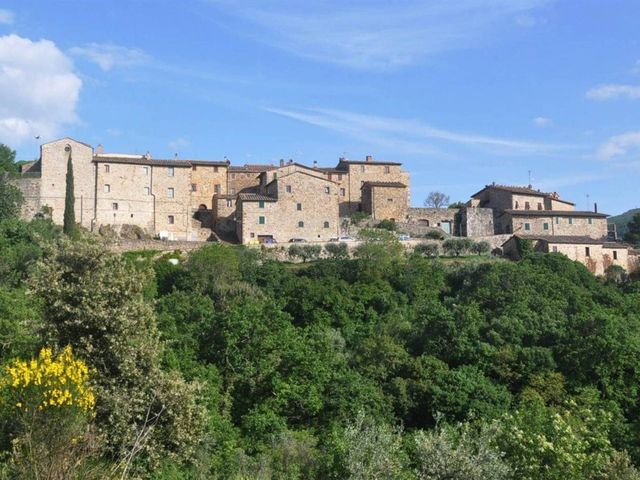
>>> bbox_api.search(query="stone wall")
[362,184,408,221]
[9,175,42,220]
[502,213,608,239]
[459,207,495,237]
[406,207,459,234]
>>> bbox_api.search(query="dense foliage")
[2,201,640,477]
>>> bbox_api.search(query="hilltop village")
[12,137,639,275]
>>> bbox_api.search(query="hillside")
[609,208,640,238]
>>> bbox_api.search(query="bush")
[324,242,349,259]
[288,244,321,262]
[442,238,473,256]
[424,230,445,240]
[350,212,370,225]
[414,242,440,257]
[472,241,491,256]
[376,219,396,231]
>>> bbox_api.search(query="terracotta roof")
[93,156,191,167]
[237,193,277,202]
[229,164,277,172]
[361,181,406,189]
[504,234,607,246]
[503,209,607,218]
[471,184,576,206]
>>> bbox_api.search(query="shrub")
[376,219,396,231]
[414,242,440,257]
[472,241,491,256]
[324,242,349,259]
[443,238,473,256]
[350,212,370,225]
[424,230,445,240]
[288,244,321,262]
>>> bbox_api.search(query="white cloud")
[69,43,150,71]
[594,131,640,160]
[0,9,14,24]
[0,34,82,145]
[168,138,190,154]
[533,116,552,127]
[585,84,640,101]
[266,106,568,155]
[212,0,550,70]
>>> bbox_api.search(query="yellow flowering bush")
[1,345,95,413]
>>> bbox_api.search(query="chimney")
[279,159,285,167]
[144,151,151,160]
[313,160,318,169]
[288,159,293,165]
[365,155,373,162]
[96,144,103,155]
[594,202,598,213]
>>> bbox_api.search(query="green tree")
[29,241,207,474]
[0,177,24,222]
[324,242,349,260]
[472,240,491,255]
[624,213,640,246]
[62,155,76,235]
[414,242,439,257]
[0,144,18,174]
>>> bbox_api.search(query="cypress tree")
[63,154,76,235]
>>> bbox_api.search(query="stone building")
[361,181,408,221]
[14,138,409,243]
[502,235,639,276]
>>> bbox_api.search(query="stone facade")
[8,175,42,219]
[405,207,459,235]
[361,182,408,221]
[236,171,339,244]
[503,235,636,276]
[500,211,608,239]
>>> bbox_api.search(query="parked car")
[289,238,307,243]
[336,236,355,242]
[397,234,411,241]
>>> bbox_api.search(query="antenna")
[527,170,532,188]
[586,193,590,210]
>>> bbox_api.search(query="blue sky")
[1,1,639,214]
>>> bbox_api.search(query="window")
[191,184,197,192]
[515,201,519,209]
[143,166,149,176]
[324,221,330,228]
[555,217,560,224]
[325,186,330,194]
[144,186,150,196]
[192,165,197,171]
[525,201,530,210]
[384,166,390,174]
[226,199,233,207]
[214,166,218,173]
[104,164,110,173]
[112,202,118,210]
[585,247,590,257]
[250,232,255,238]
[524,223,531,231]
[259,216,265,225]
[552,246,558,252]
[543,222,549,230]
[167,187,174,198]
[168,215,175,225]
[340,188,346,196]
[286,185,292,193]
[387,198,393,202]
[338,174,343,181]
[231,173,236,179]
[230,188,236,195]
[360,165,365,172]
[538,202,543,210]
[214,184,221,194]
[104,184,110,193]
[613,251,618,260]
[588,218,593,225]
[298,221,304,228]
[259,201,265,208]
[297,203,302,211]
[568,217,573,225]
[168,167,174,177]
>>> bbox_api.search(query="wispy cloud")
[594,131,640,161]
[69,43,151,71]
[586,84,640,101]
[536,173,608,191]
[265,107,570,155]
[211,0,550,70]
[168,137,191,154]
[532,116,552,127]
[0,9,14,24]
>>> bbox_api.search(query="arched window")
[198,204,207,210]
